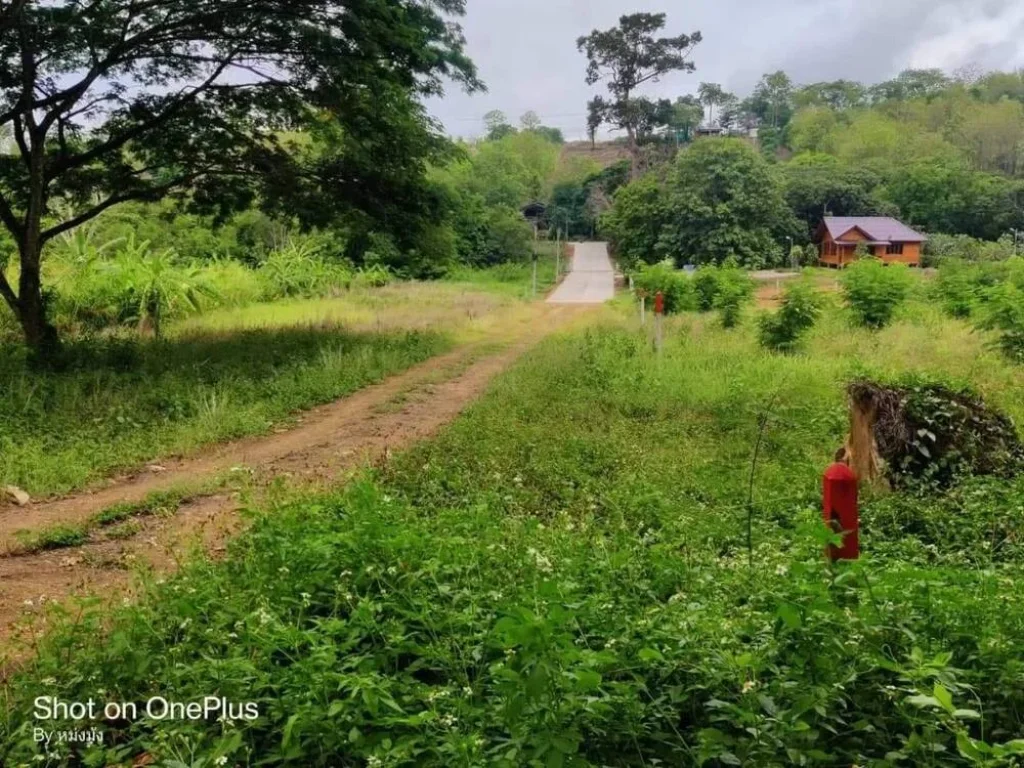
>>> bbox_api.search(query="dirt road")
[0,303,590,650]
[547,242,616,304]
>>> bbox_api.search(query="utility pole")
[654,292,665,356]
[555,227,561,279]
[532,224,539,298]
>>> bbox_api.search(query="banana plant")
[113,235,220,338]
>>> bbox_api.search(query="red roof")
[822,217,927,244]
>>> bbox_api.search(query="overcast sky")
[425,0,1024,141]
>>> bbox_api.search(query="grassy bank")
[0,326,449,498]
[3,297,1023,766]
[445,241,564,299]
[0,275,554,498]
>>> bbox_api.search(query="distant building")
[695,123,724,138]
[521,201,547,233]
[816,217,927,268]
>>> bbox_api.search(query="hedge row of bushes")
[632,262,755,325]
[631,259,927,353]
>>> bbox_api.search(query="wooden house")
[816,217,926,268]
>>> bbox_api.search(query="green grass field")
[0,324,450,497]
[445,241,564,299]
[0,257,564,499]
[4,293,1023,766]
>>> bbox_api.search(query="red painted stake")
[822,462,859,561]
[654,291,665,315]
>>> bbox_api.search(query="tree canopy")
[0,0,478,356]
[603,139,798,268]
[577,13,700,178]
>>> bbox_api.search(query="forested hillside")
[597,67,1024,268]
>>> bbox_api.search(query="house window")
[886,243,904,255]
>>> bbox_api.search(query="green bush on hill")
[5,323,1024,766]
[758,279,822,351]
[841,259,916,328]
[631,262,696,314]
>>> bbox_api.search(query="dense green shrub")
[714,269,756,328]
[50,234,223,335]
[600,174,672,270]
[923,232,1016,267]
[40,229,370,336]
[258,238,354,299]
[758,280,821,351]
[692,266,722,311]
[840,259,915,328]
[977,282,1024,362]
[632,262,695,314]
[934,261,978,318]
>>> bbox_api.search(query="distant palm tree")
[698,82,726,125]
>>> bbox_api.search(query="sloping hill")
[560,140,631,169]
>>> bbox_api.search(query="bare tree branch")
[40,170,216,243]
[45,54,239,181]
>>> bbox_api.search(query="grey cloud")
[426,0,1024,141]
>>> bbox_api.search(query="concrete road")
[547,242,615,304]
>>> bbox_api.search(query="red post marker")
[654,291,665,315]
[822,462,859,561]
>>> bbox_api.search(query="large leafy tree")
[780,154,892,238]
[603,139,798,268]
[750,71,795,129]
[0,0,478,358]
[794,80,866,110]
[483,110,517,141]
[599,173,671,268]
[577,13,700,178]
[666,95,704,142]
[660,138,799,267]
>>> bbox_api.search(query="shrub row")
[632,263,754,324]
[933,258,1024,362]
[4,233,394,338]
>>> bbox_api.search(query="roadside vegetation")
[5,288,1024,766]
[4,4,1024,767]
[0,323,449,498]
